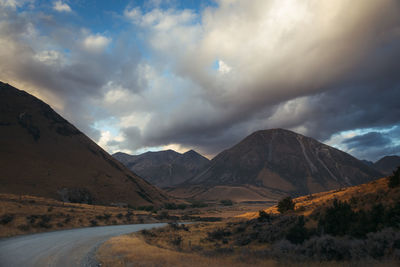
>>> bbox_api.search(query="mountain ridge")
[373,155,400,175]
[0,82,170,206]
[113,149,210,188]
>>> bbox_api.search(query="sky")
[0,0,400,161]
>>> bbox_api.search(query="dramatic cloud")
[331,127,400,161]
[0,0,399,160]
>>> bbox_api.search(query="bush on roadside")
[170,236,182,247]
[0,214,14,225]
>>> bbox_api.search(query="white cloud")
[124,7,141,22]
[34,50,65,66]
[0,0,32,9]
[217,60,231,74]
[82,34,111,53]
[53,1,71,13]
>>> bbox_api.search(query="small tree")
[278,196,295,213]
[318,199,354,236]
[258,210,271,222]
[389,166,400,188]
[286,215,309,244]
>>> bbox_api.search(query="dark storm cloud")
[344,132,392,149]
[2,1,400,160]
[340,127,400,161]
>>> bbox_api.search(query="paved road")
[0,223,166,267]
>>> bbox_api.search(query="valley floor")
[0,193,272,238]
[0,194,157,238]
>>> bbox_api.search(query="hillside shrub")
[207,228,232,240]
[258,210,271,222]
[17,224,30,231]
[267,228,400,262]
[278,197,295,213]
[286,216,309,244]
[137,205,155,212]
[318,199,354,236]
[317,199,400,238]
[170,236,182,247]
[389,166,400,188]
[190,201,208,208]
[220,199,233,206]
[38,215,52,228]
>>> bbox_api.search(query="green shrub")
[278,197,295,213]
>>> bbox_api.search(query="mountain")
[361,159,374,167]
[374,155,400,175]
[113,150,210,188]
[169,129,383,202]
[0,82,170,206]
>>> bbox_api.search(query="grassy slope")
[239,177,397,219]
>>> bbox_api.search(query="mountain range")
[1,81,394,206]
[0,82,170,206]
[167,129,383,202]
[113,150,210,188]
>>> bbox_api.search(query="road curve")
[0,223,166,267]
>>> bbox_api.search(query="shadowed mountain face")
[170,129,383,201]
[374,155,400,175]
[113,150,210,188]
[0,82,170,206]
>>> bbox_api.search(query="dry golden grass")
[0,193,155,238]
[239,177,395,219]
[97,229,398,267]
[97,233,278,267]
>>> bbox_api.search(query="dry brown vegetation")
[97,233,278,267]
[97,222,399,267]
[0,193,158,238]
[97,176,400,266]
